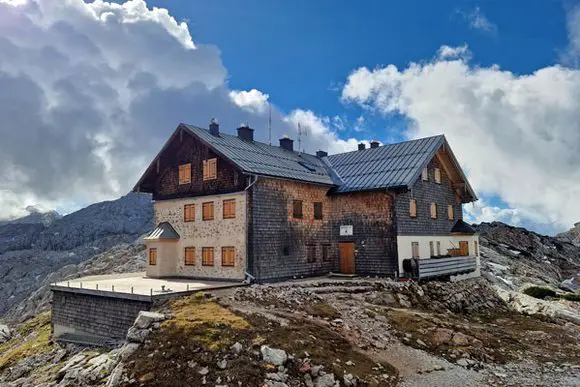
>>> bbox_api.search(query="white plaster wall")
[145,241,177,278]
[396,235,480,276]
[148,191,247,280]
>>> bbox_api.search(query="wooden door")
[338,242,355,274]
[459,241,469,256]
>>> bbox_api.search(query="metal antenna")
[298,123,308,153]
[268,104,272,146]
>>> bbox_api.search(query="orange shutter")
[149,248,157,265]
[222,247,235,266]
[448,205,454,220]
[179,163,191,185]
[434,168,441,184]
[202,247,214,266]
[223,199,236,219]
[184,204,195,222]
[410,199,417,217]
[430,203,437,219]
[184,247,195,265]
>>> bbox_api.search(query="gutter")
[243,174,259,283]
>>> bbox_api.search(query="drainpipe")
[243,174,259,283]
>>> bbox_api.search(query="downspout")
[243,174,259,283]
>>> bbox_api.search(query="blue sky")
[2,0,580,236]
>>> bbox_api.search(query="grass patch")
[561,294,580,302]
[523,286,557,299]
[304,302,341,319]
[166,296,249,331]
[0,312,53,370]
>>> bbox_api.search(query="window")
[436,241,441,256]
[178,163,191,185]
[434,168,441,184]
[411,242,419,259]
[202,247,214,266]
[184,247,195,266]
[430,202,437,219]
[184,204,195,222]
[293,200,303,218]
[448,205,454,221]
[202,202,214,221]
[422,167,428,181]
[203,158,217,181]
[314,202,323,220]
[223,199,236,219]
[149,248,157,265]
[307,245,316,263]
[222,246,235,267]
[409,199,417,217]
[322,244,331,262]
[429,241,435,257]
[283,246,290,256]
[474,241,479,256]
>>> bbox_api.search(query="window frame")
[149,248,157,265]
[184,247,195,266]
[293,200,303,219]
[202,247,214,266]
[223,199,236,219]
[306,245,316,263]
[409,199,417,218]
[430,202,438,219]
[184,204,195,222]
[202,201,214,221]
[436,241,441,256]
[448,204,454,221]
[434,168,441,184]
[221,246,235,267]
[313,202,323,220]
[178,163,191,185]
[411,242,420,259]
[321,244,331,262]
[421,167,428,181]
[429,241,435,257]
[202,158,217,181]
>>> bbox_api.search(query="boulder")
[126,327,150,344]
[0,324,11,344]
[314,373,335,387]
[450,332,471,347]
[134,311,165,329]
[261,346,288,366]
[432,328,454,345]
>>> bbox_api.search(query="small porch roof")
[144,222,180,240]
[451,219,477,234]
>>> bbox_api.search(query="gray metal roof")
[183,124,334,185]
[145,222,180,240]
[325,135,445,193]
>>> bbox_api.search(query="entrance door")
[338,242,355,274]
[459,241,469,256]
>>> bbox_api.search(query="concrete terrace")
[51,272,244,301]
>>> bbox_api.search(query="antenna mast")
[268,104,272,146]
[298,123,308,153]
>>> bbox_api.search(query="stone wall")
[394,157,463,236]
[52,290,151,340]
[150,191,247,280]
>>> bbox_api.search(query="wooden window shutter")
[313,202,323,220]
[430,202,437,219]
[202,202,214,220]
[409,199,417,217]
[178,163,191,185]
[184,204,195,222]
[202,247,214,266]
[223,199,236,219]
[293,200,303,218]
[221,247,235,267]
[448,205,454,220]
[422,167,428,181]
[203,158,217,181]
[307,245,316,263]
[322,245,330,262]
[149,248,157,265]
[434,168,441,184]
[184,247,195,265]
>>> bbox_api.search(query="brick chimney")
[358,143,366,151]
[370,141,379,149]
[209,118,219,136]
[316,150,328,158]
[237,123,254,141]
[279,136,294,152]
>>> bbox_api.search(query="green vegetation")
[560,294,580,302]
[0,312,53,370]
[523,286,557,299]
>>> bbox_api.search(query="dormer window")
[178,163,191,185]
[422,167,428,181]
[203,158,217,181]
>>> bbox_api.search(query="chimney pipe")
[370,141,380,149]
[279,136,294,152]
[316,150,328,158]
[237,123,254,141]
[358,143,366,151]
[209,118,219,136]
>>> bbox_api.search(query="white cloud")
[0,0,359,219]
[437,44,471,60]
[460,6,497,34]
[229,89,270,114]
[342,44,580,232]
[563,4,580,67]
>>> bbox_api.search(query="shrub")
[523,286,557,300]
[560,294,580,302]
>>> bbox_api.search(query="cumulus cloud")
[437,44,471,60]
[342,45,580,233]
[459,6,497,34]
[0,0,360,219]
[562,3,580,67]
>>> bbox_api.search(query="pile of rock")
[421,278,507,314]
[0,323,11,344]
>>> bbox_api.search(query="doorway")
[338,242,355,274]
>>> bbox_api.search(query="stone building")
[133,120,479,282]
